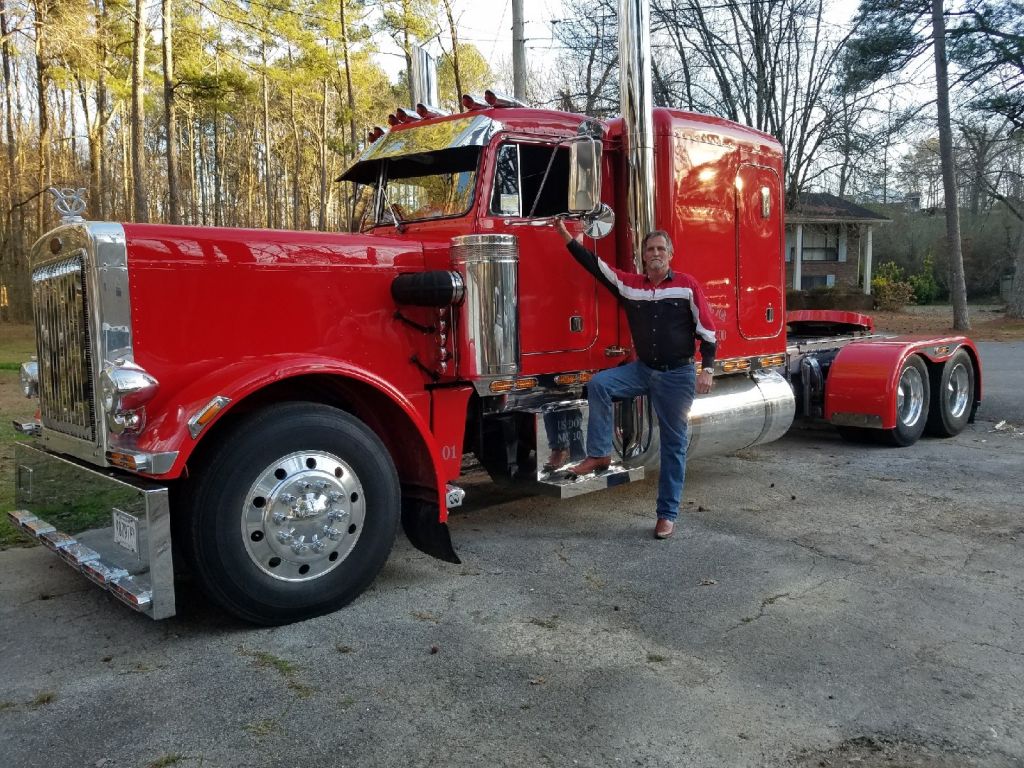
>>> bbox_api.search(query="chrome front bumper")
[6,442,175,619]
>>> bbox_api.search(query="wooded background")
[0,0,1022,322]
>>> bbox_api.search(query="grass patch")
[146,755,185,768]
[245,719,278,738]
[0,323,35,366]
[239,648,299,676]
[30,691,56,708]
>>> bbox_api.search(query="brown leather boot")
[654,519,675,539]
[567,456,611,476]
[542,448,570,472]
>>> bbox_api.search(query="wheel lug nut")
[280,494,296,504]
[328,492,343,502]
[324,526,342,540]
[311,536,326,553]
[277,531,293,544]
[272,512,287,525]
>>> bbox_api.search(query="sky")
[374,0,567,81]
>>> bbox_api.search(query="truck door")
[736,163,784,340]
[489,142,604,363]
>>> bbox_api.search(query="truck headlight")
[99,360,159,434]
[19,361,38,398]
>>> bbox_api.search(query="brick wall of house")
[784,223,864,290]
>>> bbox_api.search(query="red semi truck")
[8,2,980,625]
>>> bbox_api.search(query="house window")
[800,226,839,261]
[803,274,836,289]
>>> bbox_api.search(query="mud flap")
[401,499,461,564]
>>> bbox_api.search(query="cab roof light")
[416,103,448,119]
[461,93,488,111]
[395,107,420,123]
[484,90,526,108]
[367,125,386,142]
[387,113,400,127]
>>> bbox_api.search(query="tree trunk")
[33,0,51,233]
[262,46,273,228]
[442,0,463,107]
[1,0,29,320]
[319,78,328,231]
[131,0,148,221]
[931,0,969,330]
[162,0,180,223]
[1009,228,1024,319]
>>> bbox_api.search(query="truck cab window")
[377,146,480,224]
[491,143,570,218]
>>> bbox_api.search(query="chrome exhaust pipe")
[618,0,655,271]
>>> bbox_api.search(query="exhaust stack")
[411,47,440,111]
[618,0,655,271]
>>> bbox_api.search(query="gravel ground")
[0,346,1021,768]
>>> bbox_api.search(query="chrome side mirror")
[568,137,602,214]
[582,203,615,240]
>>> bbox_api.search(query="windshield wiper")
[379,183,403,226]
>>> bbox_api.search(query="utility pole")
[512,0,526,101]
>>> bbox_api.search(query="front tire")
[185,403,400,625]
[881,355,930,447]
[925,348,975,437]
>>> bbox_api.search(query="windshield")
[373,145,480,225]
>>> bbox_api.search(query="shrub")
[908,255,940,305]
[872,261,916,311]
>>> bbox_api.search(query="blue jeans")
[585,361,697,521]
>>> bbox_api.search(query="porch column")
[863,225,873,295]
[794,223,803,290]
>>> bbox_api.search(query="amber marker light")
[759,354,786,368]
[513,378,538,391]
[189,396,231,439]
[489,380,515,393]
[554,373,581,386]
[106,451,139,471]
[721,359,752,373]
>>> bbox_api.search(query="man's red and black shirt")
[567,239,718,370]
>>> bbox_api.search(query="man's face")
[643,235,672,278]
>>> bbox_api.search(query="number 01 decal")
[440,444,458,460]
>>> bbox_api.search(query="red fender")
[129,356,457,519]
[825,335,982,429]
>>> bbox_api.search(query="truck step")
[532,463,644,499]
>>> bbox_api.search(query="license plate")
[112,508,139,555]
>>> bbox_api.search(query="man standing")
[555,220,717,539]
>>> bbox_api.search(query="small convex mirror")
[568,137,602,213]
[583,203,615,239]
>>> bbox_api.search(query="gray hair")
[642,229,674,254]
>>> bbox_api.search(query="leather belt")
[644,357,694,372]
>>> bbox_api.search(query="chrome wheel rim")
[946,362,970,419]
[241,450,366,582]
[896,365,925,428]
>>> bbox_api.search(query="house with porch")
[785,193,891,294]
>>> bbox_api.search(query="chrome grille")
[32,254,96,441]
